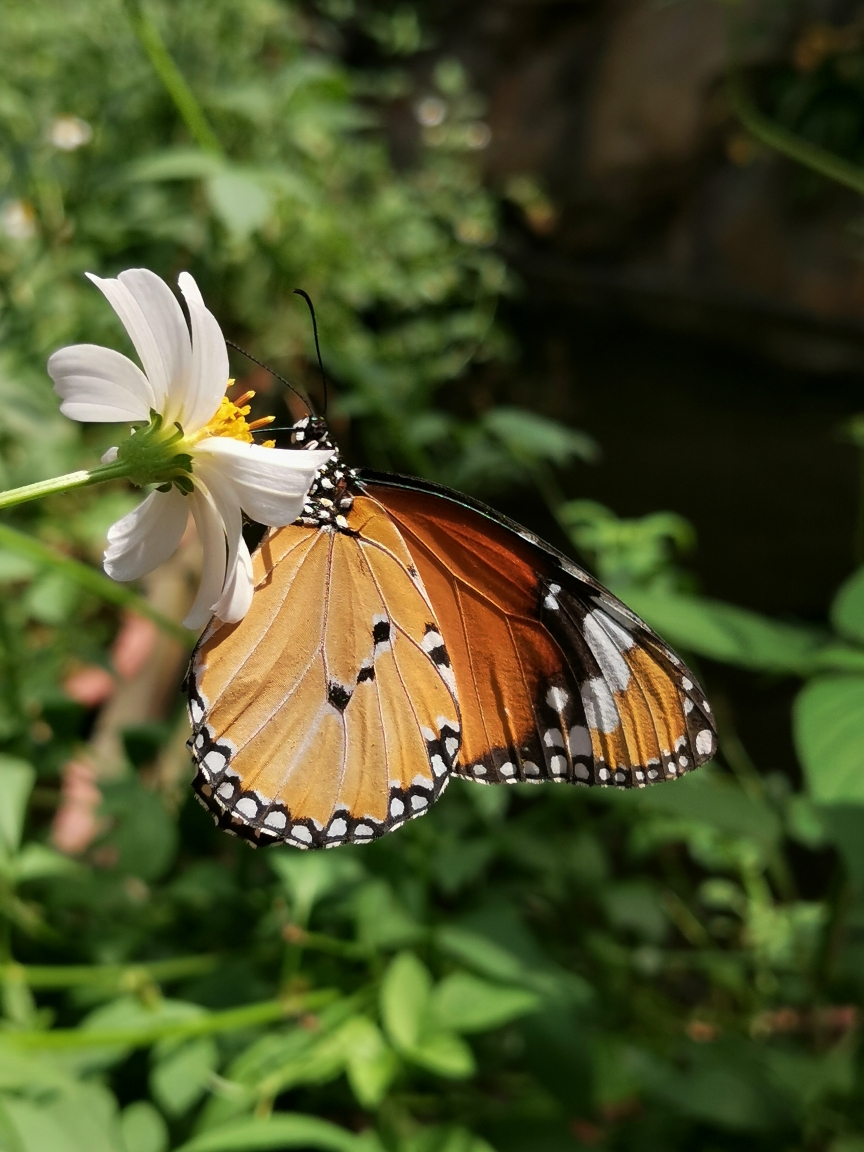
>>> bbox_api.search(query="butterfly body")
[187,417,717,848]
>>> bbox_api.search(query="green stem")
[0,462,130,513]
[0,954,216,990]
[124,0,222,154]
[6,989,337,1050]
[0,524,193,644]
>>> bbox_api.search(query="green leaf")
[206,171,272,238]
[129,148,225,181]
[97,780,178,881]
[429,973,540,1034]
[794,676,864,803]
[434,928,529,986]
[624,769,782,852]
[341,1017,398,1108]
[406,1031,475,1079]
[622,589,824,674]
[0,756,35,858]
[150,1035,218,1116]
[482,408,599,467]
[831,565,864,643]
[23,572,79,625]
[398,1126,495,1152]
[1,1080,120,1152]
[355,881,422,950]
[120,1102,169,1152]
[173,1114,380,1152]
[12,843,80,883]
[270,850,364,926]
[380,952,432,1051]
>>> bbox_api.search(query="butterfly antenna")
[293,289,328,415]
[224,339,314,415]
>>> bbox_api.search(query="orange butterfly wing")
[364,475,717,789]
[187,471,717,849]
[189,496,460,848]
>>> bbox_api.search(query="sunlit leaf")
[341,1017,398,1108]
[794,676,864,803]
[150,1035,217,1116]
[831,565,864,643]
[120,1102,169,1152]
[173,1113,382,1152]
[429,973,540,1034]
[206,172,273,238]
[0,756,35,858]
[380,952,432,1051]
[623,589,824,674]
[406,1031,475,1079]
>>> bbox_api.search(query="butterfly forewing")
[366,477,717,789]
[189,501,461,848]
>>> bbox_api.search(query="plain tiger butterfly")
[186,414,717,849]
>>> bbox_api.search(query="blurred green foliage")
[3,2,864,1152]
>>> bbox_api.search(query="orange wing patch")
[188,503,460,848]
[369,482,716,789]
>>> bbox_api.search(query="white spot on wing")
[581,678,620,733]
[327,818,348,838]
[264,811,287,831]
[390,797,404,817]
[583,611,631,691]
[569,725,592,758]
[235,797,258,820]
[696,730,714,757]
[546,686,569,711]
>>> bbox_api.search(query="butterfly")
[186,414,717,849]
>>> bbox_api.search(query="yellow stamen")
[191,386,276,447]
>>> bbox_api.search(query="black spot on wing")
[327,682,352,712]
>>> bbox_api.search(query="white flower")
[47,268,332,629]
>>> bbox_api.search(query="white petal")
[184,489,229,630]
[195,465,244,604]
[86,272,181,410]
[213,536,254,622]
[48,344,154,423]
[103,488,190,583]
[177,272,230,433]
[118,268,191,410]
[101,446,119,464]
[193,438,333,526]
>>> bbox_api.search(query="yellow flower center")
[192,383,276,448]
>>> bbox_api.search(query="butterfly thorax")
[290,415,359,531]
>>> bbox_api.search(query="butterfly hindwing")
[188,502,460,849]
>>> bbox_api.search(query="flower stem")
[0,461,130,513]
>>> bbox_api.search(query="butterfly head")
[290,415,359,531]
